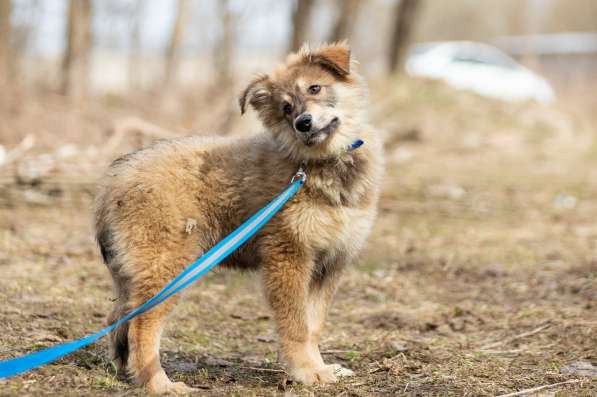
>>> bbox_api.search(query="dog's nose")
[294,113,312,133]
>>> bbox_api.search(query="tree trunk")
[62,0,92,98]
[388,0,420,74]
[0,0,12,86]
[210,0,237,133]
[289,0,314,52]
[128,0,144,89]
[328,0,360,43]
[163,0,190,87]
[214,0,233,89]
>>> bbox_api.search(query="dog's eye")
[283,102,293,115]
[308,85,321,95]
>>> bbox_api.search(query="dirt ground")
[0,78,596,396]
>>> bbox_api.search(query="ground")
[0,78,595,396]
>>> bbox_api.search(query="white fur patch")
[185,218,197,234]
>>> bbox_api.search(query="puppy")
[95,42,384,394]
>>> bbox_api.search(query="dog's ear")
[309,42,351,77]
[239,74,271,115]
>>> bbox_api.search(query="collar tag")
[291,166,307,184]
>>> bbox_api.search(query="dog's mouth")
[303,117,340,147]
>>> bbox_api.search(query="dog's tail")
[107,303,129,373]
[97,227,130,373]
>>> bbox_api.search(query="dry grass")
[0,77,596,396]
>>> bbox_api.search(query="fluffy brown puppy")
[95,43,384,394]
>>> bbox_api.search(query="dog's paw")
[326,363,355,377]
[290,365,338,385]
[147,376,198,395]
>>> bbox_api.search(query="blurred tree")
[289,0,314,51]
[62,0,92,98]
[388,0,420,73]
[0,0,12,86]
[129,0,144,89]
[163,0,190,87]
[328,0,360,43]
[211,0,239,133]
[11,0,41,63]
[214,0,234,89]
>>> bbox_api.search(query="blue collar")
[292,139,364,184]
[348,139,364,151]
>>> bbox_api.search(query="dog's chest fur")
[285,200,373,257]
[282,153,378,257]
[221,141,380,273]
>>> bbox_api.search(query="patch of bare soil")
[0,79,595,396]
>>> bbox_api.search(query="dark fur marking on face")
[291,92,306,117]
[323,86,337,108]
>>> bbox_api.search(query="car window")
[450,47,519,70]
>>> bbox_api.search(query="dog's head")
[239,42,368,161]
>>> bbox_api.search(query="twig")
[239,366,286,373]
[562,320,597,327]
[322,349,351,354]
[480,323,551,350]
[476,349,524,355]
[349,382,367,387]
[495,379,581,397]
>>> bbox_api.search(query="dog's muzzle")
[294,113,340,146]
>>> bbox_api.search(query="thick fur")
[95,43,384,394]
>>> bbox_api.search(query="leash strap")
[0,177,304,379]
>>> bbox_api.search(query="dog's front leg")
[261,237,337,384]
[307,257,355,379]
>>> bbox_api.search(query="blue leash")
[0,173,305,379]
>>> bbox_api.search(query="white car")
[406,41,555,103]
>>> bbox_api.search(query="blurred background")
[1,0,597,150]
[0,1,596,396]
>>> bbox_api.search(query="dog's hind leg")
[115,241,200,394]
[126,285,197,395]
